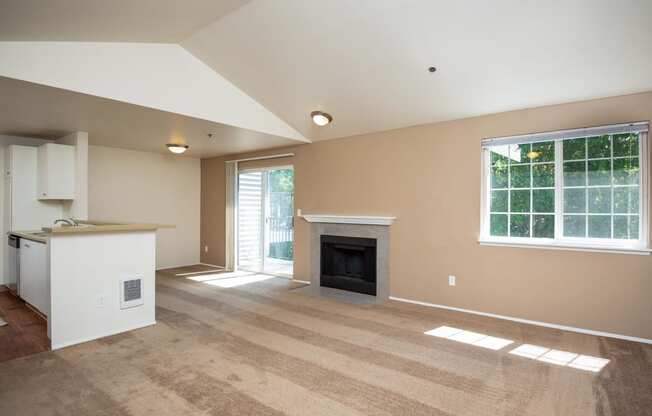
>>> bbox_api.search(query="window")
[481,123,649,252]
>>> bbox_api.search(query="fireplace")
[320,235,377,296]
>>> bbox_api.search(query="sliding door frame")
[236,165,294,277]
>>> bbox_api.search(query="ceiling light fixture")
[311,111,333,126]
[166,143,189,154]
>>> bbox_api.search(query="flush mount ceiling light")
[166,143,189,154]
[311,111,333,127]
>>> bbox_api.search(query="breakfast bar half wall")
[17,221,174,350]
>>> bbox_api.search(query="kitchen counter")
[12,220,175,242]
[42,219,174,234]
[42,219,161,349]
[10,231,48,243]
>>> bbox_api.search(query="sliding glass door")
[264,168,294,276]
[237,167,294,276]
[237,171,264,272]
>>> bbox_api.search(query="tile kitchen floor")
[0,287,50,363]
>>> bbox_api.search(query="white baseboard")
[156,263,196,271]
[292,279,310,284]
[389,296,652,345]
[51,321,157,350]
[199,262,225,269]
[156,263,224,271]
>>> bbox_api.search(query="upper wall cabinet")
[38,143,75,200]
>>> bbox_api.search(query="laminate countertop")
[12,220,175,242]
[9,231,49,243]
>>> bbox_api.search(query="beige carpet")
[0,265,650,416]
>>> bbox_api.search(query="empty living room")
[0,1,651,415]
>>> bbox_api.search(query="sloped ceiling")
[183,0,652,140]
[0,76,300,158]
[0,0,251,42]
[1,0,651,148]
[0,42,307,142]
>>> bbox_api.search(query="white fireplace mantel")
[301,214,396,226]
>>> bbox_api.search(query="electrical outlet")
[297,208,302,217]
[204,245,208,253]
[448,275,456,286]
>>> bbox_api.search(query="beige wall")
[89,145,200,269]
[201,153,226,266]
[201,92,652,340]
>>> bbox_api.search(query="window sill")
[478,239,651,255]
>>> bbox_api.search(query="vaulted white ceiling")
[0,42,306,141]
[0,0,251,42]
[0,76,300,158]
[184,0,652,140]
[1,0,651,149]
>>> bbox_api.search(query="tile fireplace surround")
[303,214,395,299]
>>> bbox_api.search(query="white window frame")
[479,122,650,255]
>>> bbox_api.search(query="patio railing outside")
[267,215,293,260]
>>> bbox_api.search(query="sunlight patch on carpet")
[509,344,609,372]
[206,274,275,288]
[187,270,254,283]
[424,326,513,350]
[424,326,610,373]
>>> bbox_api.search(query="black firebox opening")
[320,235,377,296]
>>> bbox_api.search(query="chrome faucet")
[54,219,78,227]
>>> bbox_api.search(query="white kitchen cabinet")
[19,239,49,317]
[5,145,64,231]
[38,143,75,200]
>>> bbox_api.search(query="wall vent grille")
[120,276,144,309]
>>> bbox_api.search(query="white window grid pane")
[564,155,637,162]
[561,135,640,240]
[610,135,614,238]
[490,141,556,238]
[484,131,646,247]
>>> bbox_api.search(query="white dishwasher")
[19,239,49,317]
